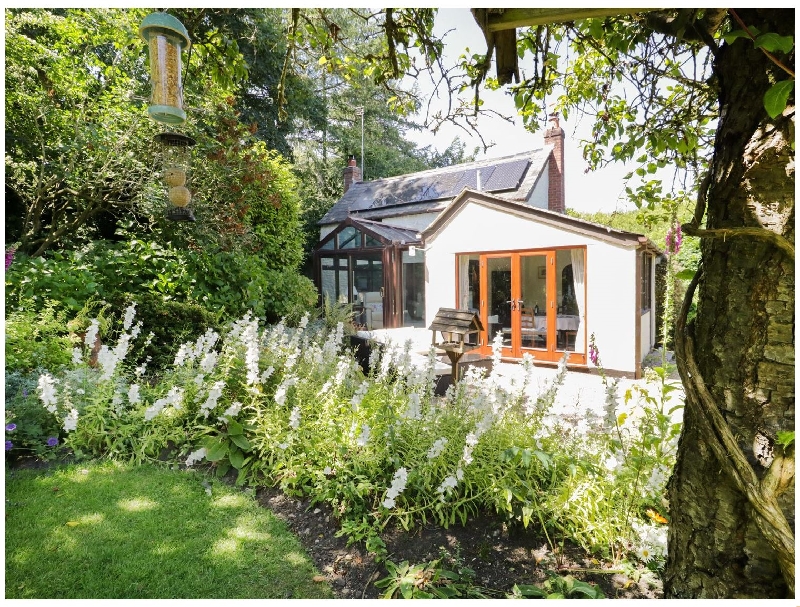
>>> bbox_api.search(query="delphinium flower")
[185,447,207,467]
[242,321,260,386]
[122,303,137,331]
[436,474,458,499]
[382,467,408,509]
[427,437,448,459]
[260,366,275,383]
[491,331,504,372]
[128,383,141,406]
[274,376,296,406]
[47,437,59,447]
[356,423,370,447]
[603,380,621,431]
[402,392,422,420]
[351,381,369,411]
[38,373,59,413]
[63,408,79,432]
[84,319,100,349]
[199,349,218,375]
[219,401,242,422]
[5,247,16,270]
[288,406,301,430]
[144,386,184,421]
[200,381,225,418]
[644,463,670,497]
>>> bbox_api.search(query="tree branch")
[682,223,795,261]
[675,269,795,595]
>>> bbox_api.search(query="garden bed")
[256,484,664,599]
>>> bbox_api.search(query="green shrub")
[5,303,74,374]
[106,293,222,373]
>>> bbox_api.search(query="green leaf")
[676,269,696,281]
[776,430,795,449]
[228,446,245,470]
[227,419,243,436]
[764,80,794,119]
[230,433,251,451]
[206,439,228,462]
[722,28,759,44]
[754,32,794,54]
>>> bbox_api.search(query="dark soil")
[256,486,664,599]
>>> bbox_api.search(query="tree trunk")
[665,8,794,598]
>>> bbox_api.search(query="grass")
[5,460,333,599]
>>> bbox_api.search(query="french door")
[477,250,585,363]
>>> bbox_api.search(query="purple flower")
[5,440,12,451]
[589,343,599,366]
[5,248,15,271]
[47,437,59,447]
[5,423,16,432]
[22,389,28,398]
[665,223,683,255]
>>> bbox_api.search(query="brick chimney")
[342,155,362,194]
[543,113,565,213]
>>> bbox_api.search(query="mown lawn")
[5,460,333,599]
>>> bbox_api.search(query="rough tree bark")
[665,8,794,598]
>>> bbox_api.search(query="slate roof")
[319,148,552,225]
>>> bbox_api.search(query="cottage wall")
[424,200,641,375]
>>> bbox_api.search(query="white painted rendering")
[423,197,642,374]
[527,161,549,209]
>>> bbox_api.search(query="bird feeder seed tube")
[139,12,191,125]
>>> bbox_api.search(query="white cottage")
[314,116,661,377]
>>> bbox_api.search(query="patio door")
[479,251,574,363]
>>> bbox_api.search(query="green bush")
[107,293,222,373]
[5,303,75,374]
[5,239,317,329]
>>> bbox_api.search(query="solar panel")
[483,159,530,191]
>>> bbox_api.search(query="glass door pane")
[353,254,383,329]
[519,254,549,351]
[402,249,425,328]
[486,257,512,350]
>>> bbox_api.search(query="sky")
[404,8,648,215]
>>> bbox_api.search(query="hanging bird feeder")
[139,12,191,125]
[155,132,196,221]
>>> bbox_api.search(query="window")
[641,253,652,312]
